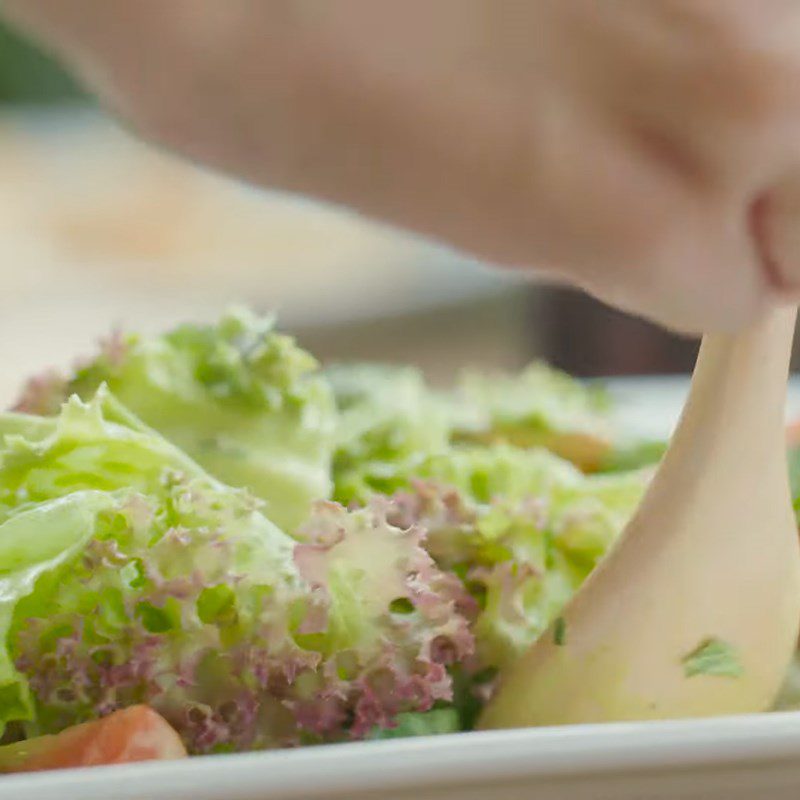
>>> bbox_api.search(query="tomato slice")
[0,706,187,773]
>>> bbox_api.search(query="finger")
[753,172,800,297]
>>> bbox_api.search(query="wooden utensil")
[481,307,800,728]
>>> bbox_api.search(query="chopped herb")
[553,617,567,646]
[682,637,743,678]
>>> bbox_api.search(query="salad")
[0,308,795,773]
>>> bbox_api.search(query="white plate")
[5,378,800,800]
[6,713,800,800]
[608,374,800,439]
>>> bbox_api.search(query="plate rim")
[6,711,800,799]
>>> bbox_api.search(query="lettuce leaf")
[598,438,667,473]
[0,392,474,751]
[788,446,800,525]
[14,308,337,532]
[0,493,114,733]
[327,364,451,506]
[387,445,651,671]
[292,500,474,738]
[368,708,460,740]
[7,314,660,744]
[415,444,584,505]
[451,363,614,471]
[0,391,300,748]
[328,361,624,507]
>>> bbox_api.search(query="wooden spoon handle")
[671,307,797,472]
[480,308,800,729]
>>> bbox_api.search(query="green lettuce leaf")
[328,361,623,504]
[387,445,651,671]
[0,392,474,751]
[14,308,337,532]
[368,708,460,740]
[0,493,114,733]
[598,438,668,473]
[451,363,614,471]
[326,364,451,506]
[788,446,800,525]
[415,444,584,505]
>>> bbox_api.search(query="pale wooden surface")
[0,109,530,405]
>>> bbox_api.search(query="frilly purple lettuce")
[386,445,651,672]
[0,392,474,752]
[292,500,475,737]
[4,314,660,750]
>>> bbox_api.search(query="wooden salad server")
[480,307,800,728]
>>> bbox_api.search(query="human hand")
[5,1,800,333]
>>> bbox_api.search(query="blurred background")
[0,21,700,408]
